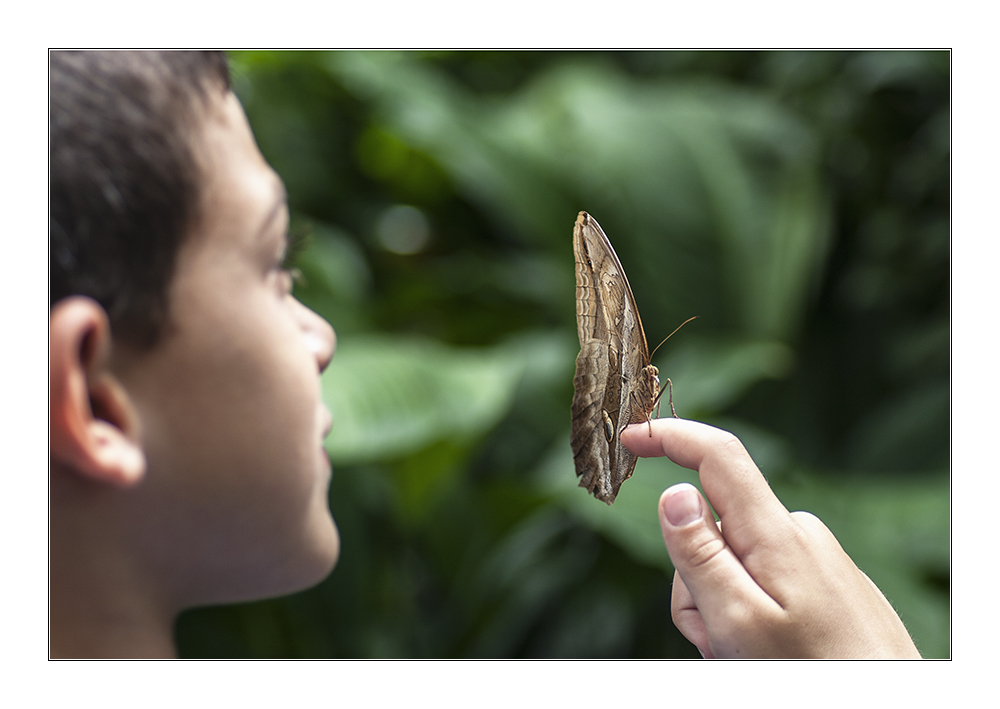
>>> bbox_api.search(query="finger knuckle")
[684,531,728,571]
[719,601,757,635]
[789,510,837,546]
[709,431,749,465]
[790,510,821,527]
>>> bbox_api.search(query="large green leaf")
[322,335,527,464]
[655,336,795,417]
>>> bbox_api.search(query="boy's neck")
[50,466,178,659]
[50,556,179,659]
[50,605,177,659]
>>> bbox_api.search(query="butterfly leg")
[646,377,679,436]
[665,378,677,418]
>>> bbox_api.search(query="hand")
[621,418,921,659]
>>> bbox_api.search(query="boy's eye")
[273,265,304,298]
[274,222,309,293]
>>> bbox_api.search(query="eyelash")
[278,225,310,286]
[281,225,309,268]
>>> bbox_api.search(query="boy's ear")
[50,296,145,488]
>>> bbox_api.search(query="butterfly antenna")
[649,316,699,360]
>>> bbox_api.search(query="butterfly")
[570,211,684,504]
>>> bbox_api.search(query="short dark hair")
[50,50,231,348]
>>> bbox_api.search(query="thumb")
[659,484,775,634]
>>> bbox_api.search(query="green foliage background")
[176,51,950,658]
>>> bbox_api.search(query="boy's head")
[50,52,339,653]
[51,51,229,349]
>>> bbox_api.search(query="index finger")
[621,418,790,555]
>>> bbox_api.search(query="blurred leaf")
[750,168,832,338]
[658,336,796,416]
[298,223,372,303]
[536,440,688,571]
[709,416,795,476]
[322,335,526,464]
[462,508,598,656]
[292,222,373,336]
[844,379,950,471]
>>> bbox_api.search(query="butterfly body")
[571,211,661,505]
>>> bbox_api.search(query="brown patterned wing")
[571,211,658,505]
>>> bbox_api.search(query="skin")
[49,88,338,658]
[622,418,922,659]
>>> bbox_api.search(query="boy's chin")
[222,521,340,605]
[310,522,341,580]
[282,520,341,594]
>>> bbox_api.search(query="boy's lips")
[319,409,333,479]
[320,408,333,441]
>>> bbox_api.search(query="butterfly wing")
[571,211,650,504]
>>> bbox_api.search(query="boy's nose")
[299,303,336,373]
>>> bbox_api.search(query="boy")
[50,51,338,657]
[50,51,919,658]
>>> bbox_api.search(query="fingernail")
[664,484,702,527]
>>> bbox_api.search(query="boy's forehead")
[194,91,287,230]
[163,90,289,324]
[199,91,264,165]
